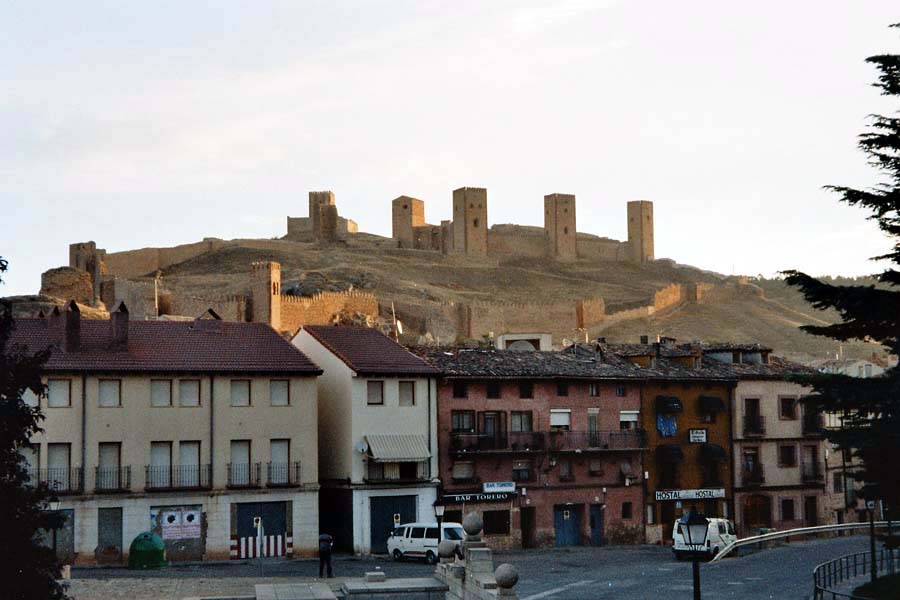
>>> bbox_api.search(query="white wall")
[351,486,437,554]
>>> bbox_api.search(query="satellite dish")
[355,441,369,454]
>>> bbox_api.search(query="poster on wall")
[152,506,202,540]
[688,429,708,443]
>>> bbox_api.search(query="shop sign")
[443,492,515,504]
[688,429,708,443]
[483,481,515,493]
[655,489,725,502]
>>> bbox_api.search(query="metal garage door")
[554,505,582,547]
[233,501,290,558]
[370,495,417,554]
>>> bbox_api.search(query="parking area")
[68,535,872,600]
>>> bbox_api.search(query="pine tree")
[784,24,900,513]
[0,257,69,599]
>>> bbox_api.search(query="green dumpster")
[128,531,167,569]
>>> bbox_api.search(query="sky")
[2,1,899,296]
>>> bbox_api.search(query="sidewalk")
[66,575,344,600]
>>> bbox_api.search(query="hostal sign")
[655,489,725,502]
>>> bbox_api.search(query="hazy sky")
[3,1,899,296]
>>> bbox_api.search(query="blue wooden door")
[554,505,581,546]
[590,504,603,546]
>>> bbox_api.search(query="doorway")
[589,504,603,546]
[660,503,676,542]
[804,496,819,527]
[370,495,417,554]
[554,504,583,547]
[520,507,536,549]
[97,507,123,564]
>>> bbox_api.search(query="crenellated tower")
[452,187,488,257]
[544,193,577,260]
[627,200,654,263]
[250,261,282,331]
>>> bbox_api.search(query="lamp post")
[678,505,710,600]
[434,499,446,544]
[48,494,61,558]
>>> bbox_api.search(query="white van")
[672,518,737,560]
[387,522,465,564]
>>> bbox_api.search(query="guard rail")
[710,521,891,562]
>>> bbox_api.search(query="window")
[47,443,71,490]
[483,510,511,535]
[486,382,501,399]
[550,409,571,431]
[151,380,172,407]
[519,382,534,399]
[616,385,626,397]
[510,411,533,432]
[589,383,600,397]
[230,380,250,406]
[619,410,639,430]
[410,527,426,538]
[512,459,533,482]
[149,442,172,488]
[366,381,384,405]
[559,459,573,481]
[780,397,797,420]
[22,387,40,407]
[99,379,121,407]
[452,382,468,398]
[833,472,844,494]
[647,504,655,525]
[48,379,71,407]
[179,379,201,407]
[399,381,416,406]
[622,502,633,520]
[97,442,121,489]
[782,498,795,521]
[452,461,475,481]
[230,440,251,486]
[451,410,475,432]
[588,458,603,475]
[270,380,289,406]
[270,439,290,484]
[556,382,569,397]
[649,356,657,368]
[779,445,797,467]
[425,527,439,540]
[179,441,201,486]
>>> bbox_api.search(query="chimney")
[110,301,129,350]
[63,300,81,353]
[639,335,649,345]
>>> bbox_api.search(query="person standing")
[318,532,334,578]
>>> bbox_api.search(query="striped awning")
[365,434,431,462]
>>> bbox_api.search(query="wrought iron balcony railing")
[266,461,301,487]
[802,413,825,436]
[742,464,765,486]
[227,462,261,488]
[743,415,766,436]
[802,461,824,483]
[450,429,646,454]
[33,468,84,495]
[95,466,131,493]
[145,464,212,491]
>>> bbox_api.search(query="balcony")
[365,460,430,483]
[658,471,680,489]
[549,430,647,452]
[743,415,766,437]
[33,468,83,495]
[742,464,765,486]
[266,461,301,487]
[803,414,825,436]
[94,466,131,493]
[227,462,261,488]
[802,461,824,484]
[145,464,212,491]
[450,430,646,454]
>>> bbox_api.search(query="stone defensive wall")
[280,290,379,332]
[168,293,249,322]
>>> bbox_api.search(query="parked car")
[387,522,465,564]
[672,517,737,560]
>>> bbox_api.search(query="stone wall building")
[12,302,323,565]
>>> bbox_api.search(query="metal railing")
[33,468,84,494]
[802,461,825,483]
[813,548,900,599]
[266,461,301,487]
[548,430,647,451]
[145,464,212,491]
[803,413,826,436]
[95,466,131,492]
[449,430,646,453]
[365,460,430,483]
[227,462,261,488]
[711,521,892,562]
[743,415,766,436]
[741,464,765,486]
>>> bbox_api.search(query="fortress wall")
[41,267,94,305]
[103,240,226,278]
[99,278,156,319]
[279,290,379,333]
[576,238,628,261]
[652,284,686,312]
[169,294,249,322]
[487,230,546,258]
[468,300,580,339]
[576,298,606,329]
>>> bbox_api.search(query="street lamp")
[433,499,446,544]
[48,494,61,557]
[678,505,710,600]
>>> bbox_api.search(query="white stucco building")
[293,325,440,555]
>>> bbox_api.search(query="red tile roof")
[302,326,439,376]
[7,318,322,375]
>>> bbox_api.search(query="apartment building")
[702,345,826,536]
[13,302,322,564]
[293,326,440,555]
[421,345,647,550]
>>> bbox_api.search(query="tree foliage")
[784,24,900,510]
[0,257,69,599]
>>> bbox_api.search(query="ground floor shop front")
[441,484,643,550]
[645,487,731,545]
[52,489,319,565]
[735,489,827,537]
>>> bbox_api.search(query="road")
[70,535,873,599]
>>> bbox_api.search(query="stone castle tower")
[452,187,488,257]
[627,200,654,263]
[250,261,281,331]
[544,193,577,260]
[392,196,425,249]
[309,191,337,241]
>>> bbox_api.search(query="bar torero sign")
[655,489,725,502]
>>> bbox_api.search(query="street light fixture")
[678,505,710,600]
[433,499,446,544]
[48,494,61,557]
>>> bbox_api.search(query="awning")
[365,434,431,462]
[655,395,684,413]
[700,443,728,462]
[699,396,726,413]
[656,444,684,463]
